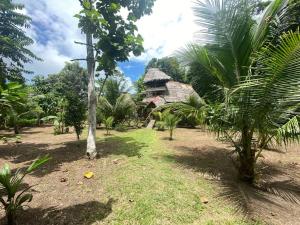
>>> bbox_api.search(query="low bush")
[115,124,128,132]
[156,121,166,131]
[17,119,38,127]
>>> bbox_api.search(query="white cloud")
[15,0,198,79]
[135,0,198,62]
[15,0,85,78]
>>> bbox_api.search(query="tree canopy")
[0,0,39,86]
[76,0,156,75]
[32,62,88,139]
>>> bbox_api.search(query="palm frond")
[253,0,287,50]
[247,30,300,118]
[276,116,300,145]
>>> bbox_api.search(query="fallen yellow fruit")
[84,171,94,179]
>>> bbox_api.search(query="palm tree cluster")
[176,0,300,183]
[97,94,136,127]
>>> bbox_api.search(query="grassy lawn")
[95,129,262,225]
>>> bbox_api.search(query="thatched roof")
[165,81,198,102]
[143,96,166,107]
[143,81,199,107]
[143,68,171,84]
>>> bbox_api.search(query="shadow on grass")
[0,134,147,177]
[0,199,115,225]
[162,145,300,214]
[97,135,147,158]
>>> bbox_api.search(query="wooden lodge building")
[142,68,198,107]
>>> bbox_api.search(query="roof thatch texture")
[143,81,199,107]
[143,96,166,107]
[165,81,199,103]
[143,68,171,84]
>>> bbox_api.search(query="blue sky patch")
[118,60,147,81]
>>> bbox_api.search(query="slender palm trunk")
[6,209,15,225]
[86,31,97,159]
[238,126,255,183]
[169,129,173,140]
[13,115,19,134]
[76,128,80,140]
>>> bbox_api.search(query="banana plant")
[0,155,51,225]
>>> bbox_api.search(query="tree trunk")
[61,122,64,134]
[85,31,97,159]
[169,129,173,140]
[6,210,15,225]
[238,127,255,183]
[76,129,80,140]
[14,124,19,135]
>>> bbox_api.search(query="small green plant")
[153,111,169,131]
[2,137,8,144]
[156,121,166,131]
[15,136,22,144]
[164,113,181,140]
[103,116,114,135]
[0,155,51,225]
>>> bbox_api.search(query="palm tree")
[97,94,136,125]
[103,116,114,135]
[178,0,300,183]
[168,95,207,127]
[164,113,181,140]
[100,75,129,105]
[0,83,28,132]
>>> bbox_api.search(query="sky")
[16,0,198,84]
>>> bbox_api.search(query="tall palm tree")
[178,0,300,183]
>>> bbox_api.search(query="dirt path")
[0,127,299,225]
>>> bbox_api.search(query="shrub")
[115,123,128,132]
[17,119,37,127]
[156,121,166,131]
[6,119,37,128]
[152,111,169,131]
[0,155,50,225]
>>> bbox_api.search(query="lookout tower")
[142,68,199,107]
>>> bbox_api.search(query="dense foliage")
[100,74,129,105]
[97,94,136,126]
[32,62,88,139]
